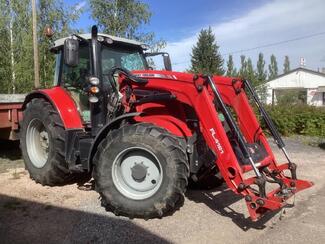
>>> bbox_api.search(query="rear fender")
[23,87,84,129]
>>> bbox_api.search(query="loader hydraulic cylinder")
[243,79,297,179]
[243,79,285,149]
[205,76,262,178]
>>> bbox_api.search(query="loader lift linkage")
[202,75,313,220]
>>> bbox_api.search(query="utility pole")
[9,0,16,94]
[32,0,40,88]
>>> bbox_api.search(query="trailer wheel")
[93,123,189,219]
[20,98,71,185]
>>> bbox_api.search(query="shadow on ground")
[186,184,282,231]
[0,140,21,160]
[0,140,23,173]
[0,194,169,244]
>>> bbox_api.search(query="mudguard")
[87,112,143,168]
[23,87,84,129]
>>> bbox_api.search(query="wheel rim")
[26,118,50,168]
[112,147,163,200]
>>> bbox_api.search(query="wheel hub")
[131,163,148,182]
[26,119,49,168]
[112,147,163,200]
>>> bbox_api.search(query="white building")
[266,67,325,106]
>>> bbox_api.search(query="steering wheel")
[106,67,148,85]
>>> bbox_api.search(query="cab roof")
[51,33,146,51]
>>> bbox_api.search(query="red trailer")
[0,94,24,140]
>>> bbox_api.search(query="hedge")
[261,105,325,137]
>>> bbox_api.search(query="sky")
[68,0,325,73]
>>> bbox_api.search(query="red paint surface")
[119,70,313,221]
[26,87,84,129]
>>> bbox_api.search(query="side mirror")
[64,38,79,67]
[163,53,172,71]
[144,52,172,71]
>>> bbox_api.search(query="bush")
[261,105,325,137]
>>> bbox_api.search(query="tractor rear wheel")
[93,123,189,219]
[20,98,71,185]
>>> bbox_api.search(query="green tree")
[90,0,148,40]
[283,55,290,74]
[190,27,224,75]
[256,53,267,84]
[89,0,165,64]
[246,58,256,83]
[89,0,151,38]
[226,55,237,76]
[8,0,34,93]
[0,0,82,93]
[239,55,247,77]
[268,54,278,80]
[38,0,82,87]
[255,53,268,101]
[0,0,12,93]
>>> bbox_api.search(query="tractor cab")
[50,29,171,125]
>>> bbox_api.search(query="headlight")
[89,95,99,103]
[89,76,100,86]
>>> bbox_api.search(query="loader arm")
[119,70,313,221]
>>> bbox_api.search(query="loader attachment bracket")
[241,162,313,221]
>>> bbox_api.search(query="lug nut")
[245,195,252,202]
[250,202,257,209]
[238,183,246,191]
[256,199,265,206]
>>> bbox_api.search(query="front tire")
[93,123,189,219]
[20,98,71,185]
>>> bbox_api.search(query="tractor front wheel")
[20,98,71,185]
[93,123,189,219]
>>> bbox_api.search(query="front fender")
[87,112,143,168]
[23,87,84,129]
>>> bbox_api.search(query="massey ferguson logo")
[210,128,224,154]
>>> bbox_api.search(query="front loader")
[20,26,313,221]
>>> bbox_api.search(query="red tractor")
[20,26,312,221]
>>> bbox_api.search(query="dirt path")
[0,138,324,244]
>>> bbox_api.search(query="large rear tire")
[20,98,71,185]
[93,123,189,219]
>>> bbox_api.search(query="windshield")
[101,46,147,75]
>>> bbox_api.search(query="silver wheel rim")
[112,147,163,200]
[26,118,50,168]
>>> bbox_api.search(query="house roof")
[268,67,325,82]
[51,33,146,51]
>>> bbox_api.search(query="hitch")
[242,164,313,221]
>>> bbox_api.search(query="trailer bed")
[0,94,25,140]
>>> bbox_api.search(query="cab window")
[101,46,146,76]
[61,45,91,122]
[62,45,90,89]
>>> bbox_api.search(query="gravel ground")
[0,138,324,244]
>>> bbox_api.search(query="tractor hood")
[132,70,195,83]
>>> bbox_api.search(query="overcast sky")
[71,0,325,73]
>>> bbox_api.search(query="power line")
[172,31,325,66]
[222,31,325,56]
